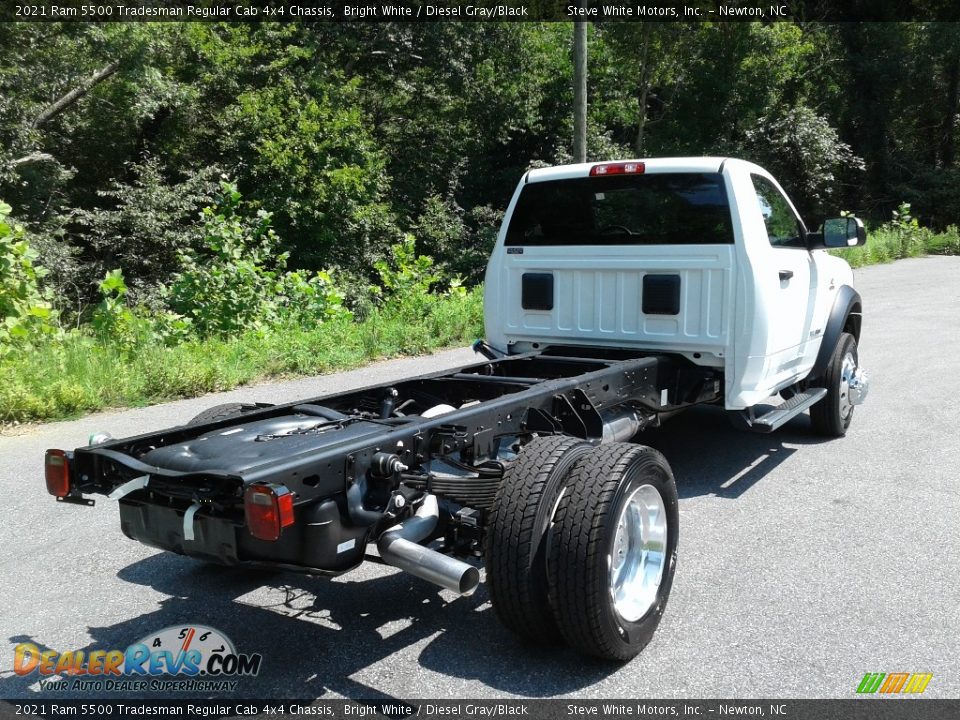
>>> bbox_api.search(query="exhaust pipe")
[601,406,645,443]
[377,494,480,595]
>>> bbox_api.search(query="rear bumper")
[118,496,368,574]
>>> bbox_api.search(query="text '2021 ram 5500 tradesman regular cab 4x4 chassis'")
[46,158,869,660]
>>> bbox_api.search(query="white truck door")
[749,174,818,389]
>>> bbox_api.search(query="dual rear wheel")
[485,436,679,660]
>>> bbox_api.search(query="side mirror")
[809,217,866,249]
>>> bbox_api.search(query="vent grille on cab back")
[521,272,554,311]
[642,274,681,315]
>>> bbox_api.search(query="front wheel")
[547,443,679,661]
[810,332,859,437]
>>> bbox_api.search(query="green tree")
[0,201,57,350]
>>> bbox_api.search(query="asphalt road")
[1,256,958,701]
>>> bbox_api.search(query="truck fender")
[811,285,862,379]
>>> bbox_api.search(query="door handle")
[779,270,794,281]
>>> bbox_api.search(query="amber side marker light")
[45,449,70,497]
[244,484,296,541]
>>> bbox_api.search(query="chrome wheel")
[548,443,679,659]
[609,484,668,623]
[838,351,857,421]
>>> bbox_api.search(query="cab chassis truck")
[45,158,870,660]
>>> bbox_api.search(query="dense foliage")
[0,201,58,350]
[0,185,483,421]
[4,22,959,313]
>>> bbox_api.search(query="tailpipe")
[377,494,480,595]
[601,406,646,443]
[379,536,481,595]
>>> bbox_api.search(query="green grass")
[5,223,960,427]
[0,289,484,424]
[830,225,960,268]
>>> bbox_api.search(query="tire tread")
[548,443,676,660]
[810,332,857,437]
[485,435,591,644]
[188,402,256,426]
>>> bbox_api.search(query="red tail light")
[45,449,70,497]
[590,162,645,177]
[244,484,295,541]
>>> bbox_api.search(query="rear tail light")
[45,449,70,497]
[590,162,645,176]
[244,484,295,541]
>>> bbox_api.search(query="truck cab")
[483,157,867,412]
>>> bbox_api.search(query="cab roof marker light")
[590,162,645,177]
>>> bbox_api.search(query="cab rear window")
[505,172,733,246]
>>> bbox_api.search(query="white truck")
[486,157,869,432]
[46,157,868,661]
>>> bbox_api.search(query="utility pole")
[573,9,588,163]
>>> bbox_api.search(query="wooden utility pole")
[635,24,653,156]
[573,12,588,163]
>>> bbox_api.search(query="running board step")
[748,388,828,433]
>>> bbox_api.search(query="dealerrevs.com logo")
[14,625,262,692]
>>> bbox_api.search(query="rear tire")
[187,403,260,426]
[547,443,679,660]
[810,332,858,437]
[485,435,593,645]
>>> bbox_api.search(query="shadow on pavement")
[1,554,609,700]
[639,404,832,499]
